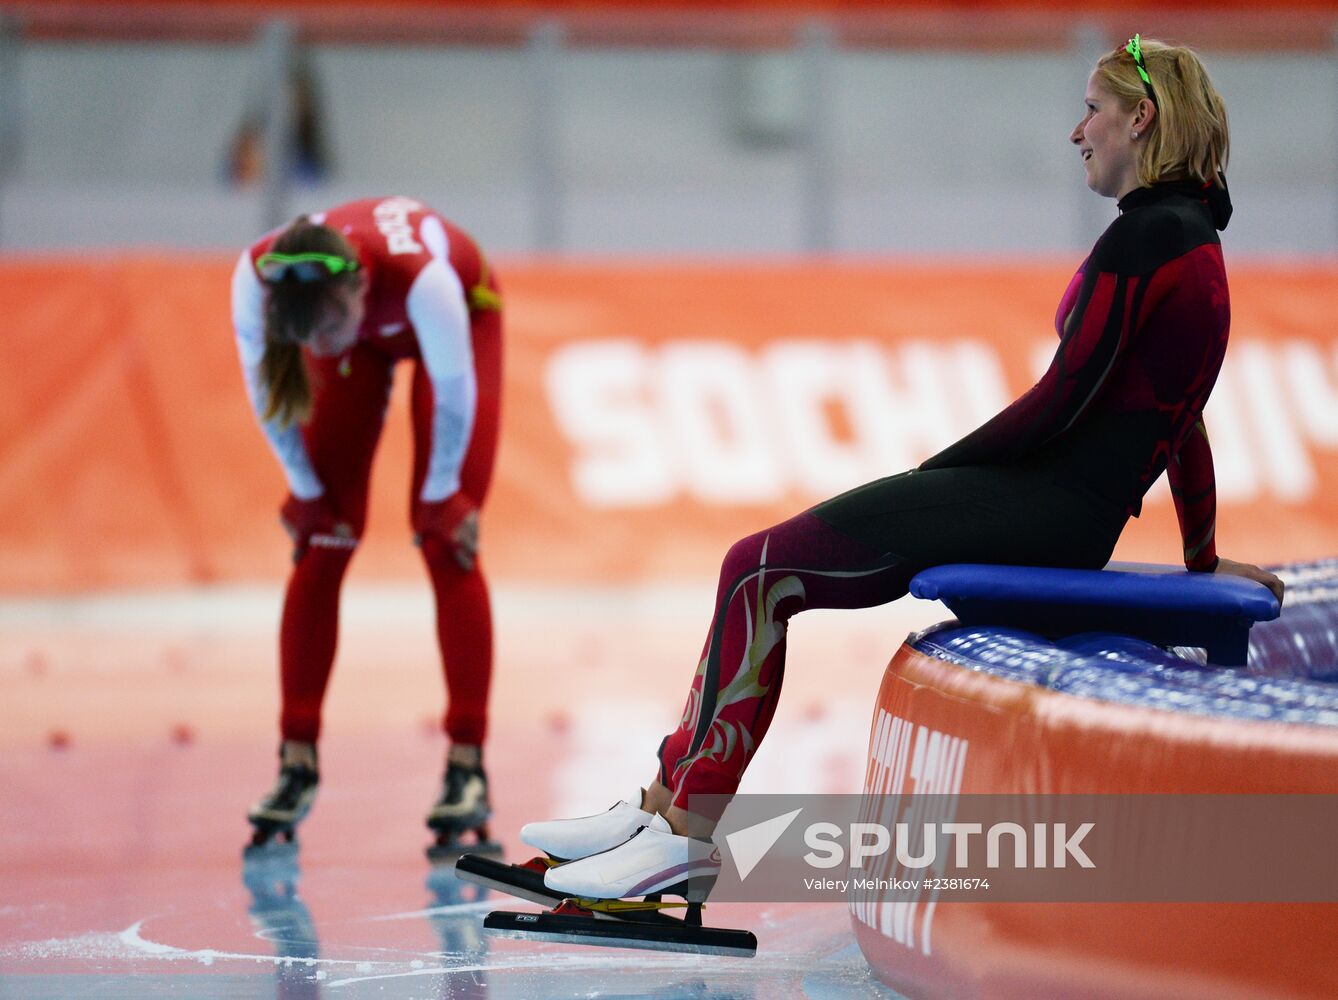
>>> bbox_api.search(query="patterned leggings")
[656,465,1127,815]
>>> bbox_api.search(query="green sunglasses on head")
[1124,33,1159,111]
[256,251,361,284]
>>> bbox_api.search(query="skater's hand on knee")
[280,493,352,563]
[449,509,480,572]
[413,493,479,572]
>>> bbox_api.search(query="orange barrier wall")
[5,256,1338,593]
[853,644,1338,1000]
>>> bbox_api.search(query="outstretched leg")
[535,510,910,904]
[657,509,912,829]
[529,465,1125,899]
[655,465,1127,832]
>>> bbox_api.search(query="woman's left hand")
[1214,557,1285,605]
[413,493,479,572]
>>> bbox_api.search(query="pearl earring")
[1131,131,1140,140]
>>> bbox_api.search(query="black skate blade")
[454,856,687,927]
[427,839,503,865]
[246,824,301,862]
[453,854,560,907]
[483,909,757,958]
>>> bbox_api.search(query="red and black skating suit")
[231,197,502,747]
[658,180,1233,814]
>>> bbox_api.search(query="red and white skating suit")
[231,196,502,747]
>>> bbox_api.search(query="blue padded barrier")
[1247,600,1338,682]
[1051,667,1338,725]
[911,562,1280,666]
[911,627,1067,687]
[913,621,1338,727]
[1049,667,1289,723]
[1055,632,1202,672]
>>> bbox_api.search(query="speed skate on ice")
[454,796,756,957]
[244,741,320,859]
[425,760,503,862]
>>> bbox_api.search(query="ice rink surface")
[0,584,942,999]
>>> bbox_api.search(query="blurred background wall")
[4,1,1338,594]
[3,2,1335,255]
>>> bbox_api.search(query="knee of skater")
[720,531,769,580]
[307,528,361,557]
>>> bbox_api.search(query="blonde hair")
[259,339,313,429]
[1094,37,1229,188]
[259,217,361,428]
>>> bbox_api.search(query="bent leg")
[419,540,493,745]
[412,298,502,746]
[278,344,392,742]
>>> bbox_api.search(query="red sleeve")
[1168,419,1219,572]
[919,264,1136,471]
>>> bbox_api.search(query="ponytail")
[260,338,313,428]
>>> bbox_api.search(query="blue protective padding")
[1050,667,1290,723]
[1050,667,1338,726]
[1055,632,1200,672]
[912,618,1338,728]
[1248,600,1338,682]
[910,563,1280,666]
[915,626,1066,686]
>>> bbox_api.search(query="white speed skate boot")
[452,793,673,910]
[521,794,670,862]
[456,797,752,956]
[543,825,721,902]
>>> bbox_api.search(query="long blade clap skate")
[457,801,756,957]
[482,903,757,958]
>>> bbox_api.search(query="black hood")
[1118,174,1233,232]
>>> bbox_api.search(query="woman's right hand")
[280,494,352,562]
[1213,556,1285,605]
